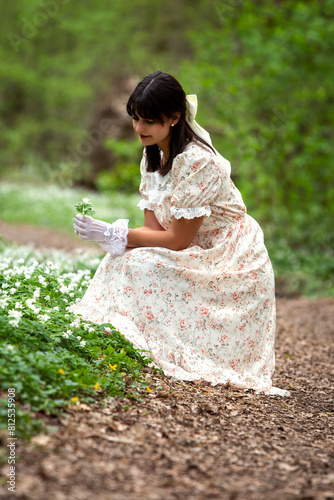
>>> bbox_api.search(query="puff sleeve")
[170,146,229,220]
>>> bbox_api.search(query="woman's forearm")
[127,215,204,251]
[128,227,182,251]
[126,225,165,248]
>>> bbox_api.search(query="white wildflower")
[10,288,17,294]
[38,314,50,323]
[2,283,9,289]
[62,332,70,339]
[15,302,24,309]
[0,298,8,309]
[53,306,59,311]
[33,288,41,299]
[88,327,95,333]
[83,197,90,203]
[8,309,23,321]
[44,295,50,301]
[79,340,86,347]
[104,327,111,334]
[77,335,81,340]
[15,282,21,287]
[47,261,58,270]
[17,258,25,264]
[6,345,15,351]
[9,319,19,328]
[70,319,80,328]
[26,298,36,308]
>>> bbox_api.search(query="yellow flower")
[58,368,65,376]
[109,363,117,371]
[121,373,125,376]
[94,382,100,391]
[71,396,79,403]
[146,387,152,392]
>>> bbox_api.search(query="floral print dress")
[71,141,288,396]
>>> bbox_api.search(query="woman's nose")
[134,120,145,133]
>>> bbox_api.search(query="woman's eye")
[146,120,154,124]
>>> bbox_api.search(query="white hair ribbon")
[186,94,213,146]
[185,94,231,176]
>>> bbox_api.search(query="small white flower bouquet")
[74,198,96,217]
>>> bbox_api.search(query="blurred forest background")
[0,0,333,296]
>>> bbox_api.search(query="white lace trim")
[138,171,173,210]
[170,206,211,220]
[137,199,154,211]
[100,219,129,256]
[152,170,171,188]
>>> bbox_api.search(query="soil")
[0,220,102,254]
[0,223,333,500]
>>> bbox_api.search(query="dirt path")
[0,220,102,254]
[0,224,333,500]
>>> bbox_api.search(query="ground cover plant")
[0,241,154,439]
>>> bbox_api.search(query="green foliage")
[0,0,201,172]
[97,137,142,193]
[96,164,141,194]
[267,236,334,297]
[0,244,155,439]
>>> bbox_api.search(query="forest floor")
[0,222,333,500]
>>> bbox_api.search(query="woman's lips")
[139,135,149,138]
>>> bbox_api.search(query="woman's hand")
[73,215,129,257]
[73,214,112,242]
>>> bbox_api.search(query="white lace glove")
[73,214,129,257]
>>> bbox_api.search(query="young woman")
[72,71,288,396]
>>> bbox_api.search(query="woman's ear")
[172,112,181,126]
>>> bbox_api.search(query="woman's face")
[132,114,176,152]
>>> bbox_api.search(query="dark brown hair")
[126,71,214,176]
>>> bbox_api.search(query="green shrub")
[96,163,141,193]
